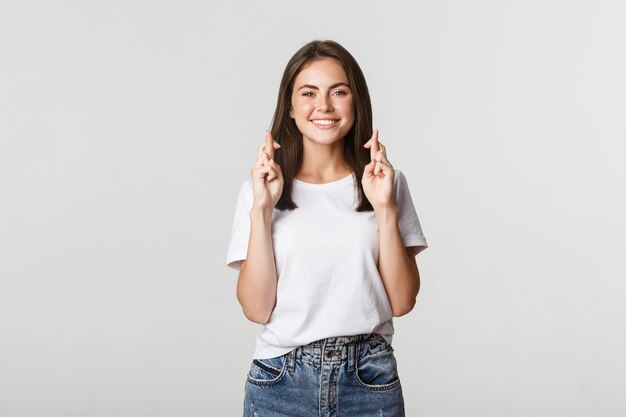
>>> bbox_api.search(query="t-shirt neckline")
[293,171,355,190]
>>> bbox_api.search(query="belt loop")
[287,348,296,372]
[347,343,356,373]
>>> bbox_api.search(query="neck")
[296,136,352,182]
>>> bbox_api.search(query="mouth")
[310,119,339,129]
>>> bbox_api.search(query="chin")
[307,134,345,144]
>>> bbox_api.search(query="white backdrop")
[1,1,625,416]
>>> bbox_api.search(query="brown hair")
[270,39,374,212]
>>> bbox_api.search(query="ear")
[289,105,294,119]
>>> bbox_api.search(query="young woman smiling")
[226,39,428,417]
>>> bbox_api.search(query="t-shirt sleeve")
[226,180,253,271]
[393,169,428,257]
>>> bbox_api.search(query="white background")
[1,1,625,416]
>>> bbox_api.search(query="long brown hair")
[270,39,374,212]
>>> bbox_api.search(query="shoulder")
[393,168,405,182]
[237,179,253,193]
[236,179,254,206]
[392,168,408,190]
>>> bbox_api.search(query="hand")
[362,128,395,210]
[250,131,283,212]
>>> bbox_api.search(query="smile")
[311,119,339,128]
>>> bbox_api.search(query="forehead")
[293,58,349,86]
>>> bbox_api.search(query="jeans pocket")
[247,354,288,386]
[354,346,401,391]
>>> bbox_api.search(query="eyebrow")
[297,82,351,91]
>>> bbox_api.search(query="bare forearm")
[375,205,420,317]
[236,206,278,324]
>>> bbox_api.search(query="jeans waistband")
[299,332,384,351]
[284,333,387,373]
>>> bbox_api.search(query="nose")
[317,95,333,112]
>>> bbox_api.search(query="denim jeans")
[243,332,405,417]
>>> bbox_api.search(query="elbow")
[236,271,274,325]
[241,305,271,325]
[237,290,273,324]
[391,267,421,317]
[392,297,417,317]
[391,281,420,317]
[237,293,272,325]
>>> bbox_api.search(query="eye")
[333,90,348,96]
[302,92,314,97]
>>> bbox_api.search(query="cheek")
[339,104,356,128]
[293,103,314,118]
[292,104,313,129]
[302,102,316,113]
[336,100,354,117]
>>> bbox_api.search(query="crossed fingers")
[365,128,392,175]
[252,131,281,182]
[255,132,277,164]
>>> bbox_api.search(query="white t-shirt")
[226,168,428,359]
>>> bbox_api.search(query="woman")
[226,39,428,417]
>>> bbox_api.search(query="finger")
[257,133,280,162]
[265,131,277,161]
[363,159,376,178]
[254,151,270,170]
[254,163,277,182]
[267,165,277,181]
[268,160,281,181]
[252,164,273,181]
[376,161,388,177]
[268,158,284,182]
[375,150,386,176]
[369,129,380,161]
[379,148,392,168]
[379,142,386,157]
[269,159,283,181]
[267,131,281,150]
[376,157,393,176]
[255,142,267,167]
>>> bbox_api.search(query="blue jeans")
[243,332,405,417]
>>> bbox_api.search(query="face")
[289,57,355,146]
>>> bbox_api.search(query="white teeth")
[312,120,337,125]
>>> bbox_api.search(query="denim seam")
[353,341,401,391]
[354,368,402,391]
[287,349,296,372]
[247,357,288,386]
[347,343,356,373]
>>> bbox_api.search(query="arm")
[236,132,283,325]
[375,204,421,317]
[235,207,278,325]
